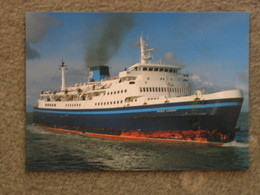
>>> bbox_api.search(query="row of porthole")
[140,87,191,93]
[147,97,159,100]
[45,103,56,107]
[65,104,81,107]
[106,89,127,95]
[95,100,124,106]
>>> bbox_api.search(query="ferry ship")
[33,35,243,144]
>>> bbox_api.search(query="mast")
[139,35,154,64]
[140,35,146,64]
[60,60,66,91]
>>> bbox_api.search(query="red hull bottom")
[37,125,228,146]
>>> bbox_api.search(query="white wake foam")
[222,140,248,148]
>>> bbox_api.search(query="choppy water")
[26,112,248,171]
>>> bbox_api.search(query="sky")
[26,12,249,112]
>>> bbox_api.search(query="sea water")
[25,112,248,171]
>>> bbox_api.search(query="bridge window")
[164,69,168,72]
[143,67,147,71]
[159,68,164,72]
[154,68,158,71]
[148,67,153,71]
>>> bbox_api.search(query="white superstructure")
[37,35,242,110]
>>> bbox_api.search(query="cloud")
[162,52,183,67]
[190,74,217,93]
[26,13,61,60]
[26,13,61,43]
[26,43,41,60]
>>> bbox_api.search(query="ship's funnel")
[89,66,110,81]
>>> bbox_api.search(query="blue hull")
[33,98,243,142]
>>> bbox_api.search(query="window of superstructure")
[143,67,147,71]
[114,91,116,94]
[117,101,119,104]
[159,68,164,72]
[140,88,142,92]
[146,87,149,92]
[104,102,106,105]
[152,87,155,92]
[121,90,123,93]
[148,67,153,71]
[117,90,120,94]
[125,89,127,93]
[169,69,173,73]
[154,68,158,71]
[164,69,168,72]
[120,100,123,103]
[143,87,146,92]
[156,87,158,92]
[110,101,112,105]
[149,87,152,92]
[114,101,116,104]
